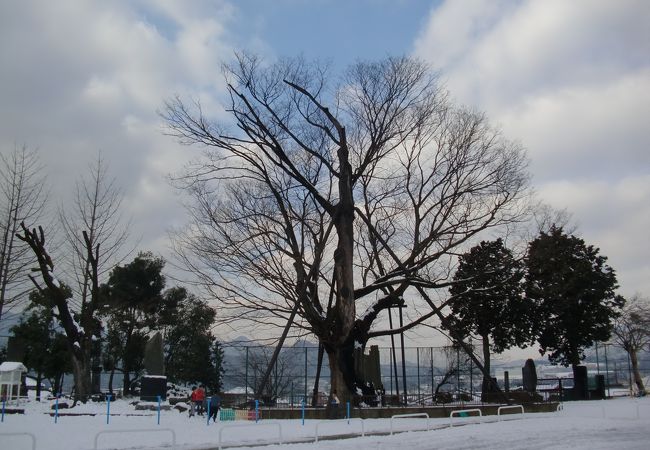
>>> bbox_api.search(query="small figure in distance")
[188,386,197,417]
[208,392,222,422]
[195,384,206,416]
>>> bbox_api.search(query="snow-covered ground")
[1,396,649,449]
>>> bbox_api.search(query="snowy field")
[1,396,649,449]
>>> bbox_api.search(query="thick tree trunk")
[630,350,646,394]
[71,352,92,404]
[108,369,115,395]
[36,372,42,401]
[327,138,358,405]
[123,371,131,396]
[325,342,355,413]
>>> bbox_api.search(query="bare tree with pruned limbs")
[16,223,101,403]
[163,54,530,404]
[15,155,131,404]
[0,145,48,324]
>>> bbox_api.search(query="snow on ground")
[1,396,649,449]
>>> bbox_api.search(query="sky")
[0,1,648,344]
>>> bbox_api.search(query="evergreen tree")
[98,252,165,394]
[449,239,531,398]
[11,287,72,399]
[161,287,223,391]
[526,226,624,379]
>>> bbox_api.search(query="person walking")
[208,392,222,422]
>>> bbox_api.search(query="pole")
[604,344,610,397]
[388,307,400,401]
[469,337,474,398]
[430,347,435,402]
[399,304,407,405]
[304,347,308,402]
[301,398,305,426]
[157,396,161,425]
[1,398,5,422]
[417,347,421,405]
[456,346,460,400]
[255,399,259,423]
[346,401,350,425]
[595,342,600,374]
[245,347,249,404]
[54,395,59,424]
[207,399,211,426]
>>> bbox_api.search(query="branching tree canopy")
[526,226,624,379]
[163,54,530,402]
[15,152,128,403]
[448,239,531,398]
[0,145,47,323]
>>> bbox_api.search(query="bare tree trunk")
[311,343,324,407]
[108,369,115,395]
[324,340,355,413]
[630,350,646,394]
[16,223,95,404]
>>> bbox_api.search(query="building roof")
[0,361,27,372]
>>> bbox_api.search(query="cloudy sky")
[1,0,648,326]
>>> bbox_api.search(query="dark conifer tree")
[525,226,624,381]
[449,239,531,398]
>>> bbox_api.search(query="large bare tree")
[0,145,47,324]
[16,223,100,403]
[16,155,131,403]
[164,55,530,403]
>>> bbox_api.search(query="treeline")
[8,252,224,400]
[0,147,223,403]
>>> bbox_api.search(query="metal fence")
[3,337,649,406]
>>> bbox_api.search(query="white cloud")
[0,0,236,270]
[414,0,650,296]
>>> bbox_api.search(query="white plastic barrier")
[218,422,282,450]
[390,413,430,435]
[315,418,365,442]
[0,432,36,450]
[497,405,524,421]
[449,408,482,427]
[93,428,176,450]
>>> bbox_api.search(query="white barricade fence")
[314,418,365,442]
[497,405,524,421]
[0,432,37,450]
[449,408,482,427]
[93,428,176,450]
[218,421,282,450]
[390,413,430,435]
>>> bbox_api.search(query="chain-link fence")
[3,335,649,405]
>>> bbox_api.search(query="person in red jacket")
[188,386,197,417]
[195,385,206,416]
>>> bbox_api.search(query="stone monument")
[140,332,167,401]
